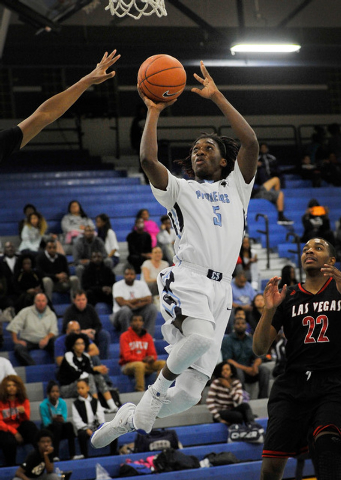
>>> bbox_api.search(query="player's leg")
[133,316,215,433]
[311,429,341,479]
[260,458,287,480]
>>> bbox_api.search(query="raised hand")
[84,50,121,86]
[321,263,341,294]
[191,61,219,99]
[263,276,287,310]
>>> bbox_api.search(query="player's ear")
[220,158,227,167]
[328,257,336,266]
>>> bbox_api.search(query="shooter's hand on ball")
[137,85,177,112]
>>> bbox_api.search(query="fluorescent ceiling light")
[231,44,301,54]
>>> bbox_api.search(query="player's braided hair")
[174,133,239,179]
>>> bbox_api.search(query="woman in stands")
[0,374,38,466]
[206,361,255,426]
[95,213,120,267]
[248,293,265,334]
[57,333,117,413]
[61,200,95,246]
[278,264,297,289]
[141,246,169,296]
[136,208,160,248]
[239,236,260,291]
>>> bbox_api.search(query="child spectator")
[72,378,117,458]
[0,375,38,466]
[300,199,335,245]
[206,361,255,425]
[39,380,83,461]
[61,200,95,248]
[119,314,166,392]
[19,211,47,255]
[136,209,159,248]
[12,429,58,480]
[95,214,120,268]
[13,255,44,314]
[18,204,37,236]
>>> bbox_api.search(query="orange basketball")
[138,54,186,103]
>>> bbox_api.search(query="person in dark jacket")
[82,251,115,306]
[57,333,117,413]
[126,218,152,274]
[36,238,79,302]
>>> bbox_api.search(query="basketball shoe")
[90,403,136,449]
[133,385,168,434]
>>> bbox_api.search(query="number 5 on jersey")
[212,206,222,227]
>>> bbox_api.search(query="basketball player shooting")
[253,237,341,480]
[91,60,259,448]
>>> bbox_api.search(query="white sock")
[152,371,173,395]
[106,398,117,410]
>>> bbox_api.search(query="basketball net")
[105,0,167,19]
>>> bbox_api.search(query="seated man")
[111,266,157,336]
[72,225,111,282]
[81,251,115,306]
[221,315,270,399]
[62,290,111,359]
[36,238,79,302]
[6,293,58,366]
[119,314,166,392]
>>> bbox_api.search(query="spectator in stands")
[36,238,79,302]
[57,333,117,413]
[0,241,20,303]
[300,199,335,245]
[0,50,120,163]
[18,204,37,236]
[252,176,293,226]
[19,211,47,255]
[248,293,265,334]
[12,429,58,480]
[136,209,160,248]
[157,214,176,264]
[55,320,111,389]
[221,316,270,399]
[304,125,328,167]
[141,246,168,297]
[73,225,110,283]
[327,122,341,162]
[300,153,321,188]
[238,236,260,290]
[256,142,283,186]
[278,265,297,290]
[39,380,82,461]
[127,217,152,274]
[61,200,95,248]
[81,251,115,307]
[111,266,157,336]
[0,375,39,466]
[6,293,58,366]
[232,270,257,317]
[62,290,111,360]
[320,151,341,186]
[0,357,17,383]
[206,361,255,425]
[95,213,120,268]
[13,255,45,314]
[72,378,117,458]
[119,314,166,392]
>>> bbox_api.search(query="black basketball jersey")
[272,277,341,373]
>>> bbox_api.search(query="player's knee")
[261,458,287,480]
[189,332,214,355]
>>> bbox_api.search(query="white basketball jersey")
[151,161,254,277]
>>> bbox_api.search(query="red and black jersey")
[272,278,341,373]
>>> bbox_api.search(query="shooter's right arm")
[138,89,176,190]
